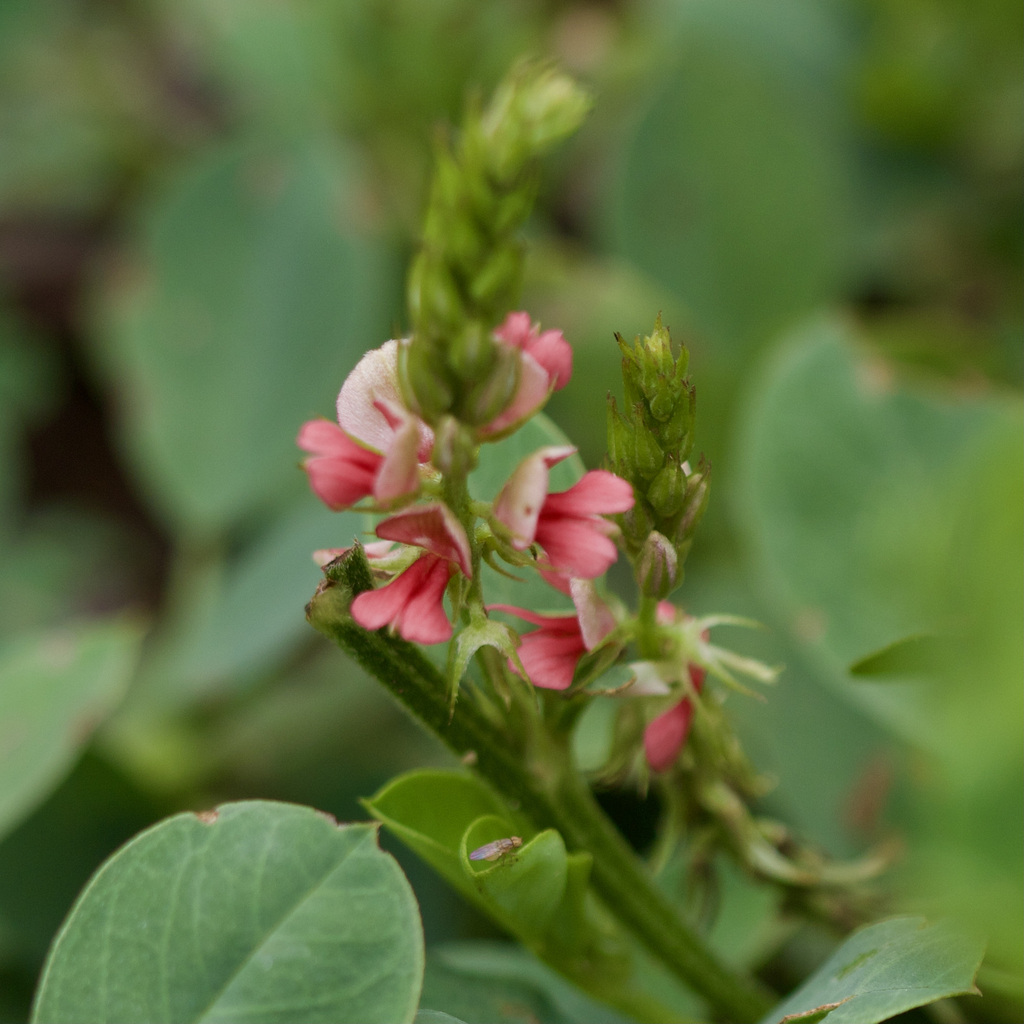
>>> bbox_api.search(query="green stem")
[308,584,774,1022]
[637,593,662,660]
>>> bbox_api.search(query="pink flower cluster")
[298,313,634,650]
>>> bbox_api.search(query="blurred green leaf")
[758,916,983,1024]
[164,502,368,693]
[0,753,162,969]
[32,803,424,1024]
[606,0,851,356]
[730,315,1023,977]
[0,618,144,842]
[848,633,942,677]
[415,1010,468,1024]
[92,135,394,537]
[420,942,635,1024]
[0,307,60,528]
[731,317,1014,739]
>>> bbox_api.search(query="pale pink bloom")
[298,341,433,510]
[493,447,634,579]
[490,579,615,690]
[337,340,432,459]
[482,313,572,437]
[350,502,472,645]
[643,641,707,773]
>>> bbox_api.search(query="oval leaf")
[0,618,143,841]
[32,802,423,1024]
[759,917,983,1024]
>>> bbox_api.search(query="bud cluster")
[606,317,710,598]
[404,62,590,428]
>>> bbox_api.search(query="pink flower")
[298,341,432,510]
[351,552,456,645]
[483,313,573,437]
[495,311,572,390]
[350,502,471,645]
[490,580,616,690]
[297,419,385,510]
[493,447,634,579]
[643,658,707,773]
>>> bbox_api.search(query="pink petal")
[374,415,422,502]
[351,554,453,645]
[569,579,616,650]
[481,352,551,437]
[535,518,621,578]
[492,446,574,548]
[297,418,348,456]
[304,456,377,509]
[488,604,580,631]
[493,311,533,349]
[542,471,635,516]
[375,502,472,577]
[393,557,455,643]
[524,328,572,390]
[518,629,587,690]
[644,699,695,772]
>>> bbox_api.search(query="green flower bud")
[648,458,687,518]
[676,462,711,543]
[404,61,588,431]
[637,530,679,600]
[460,341,520,428]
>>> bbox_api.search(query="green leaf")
[732,318,1016,740]
[363,770,524,911]
[420,942,636,1024]
[92,136,393,537]
[462,820,566,939]
[414,1011,468,1024]
[164,502,369,695]
[848,633,942,678]
[606,0,850,355]
[32,802,423,1024]
[759,917,983,1024]
[0,618,144,842]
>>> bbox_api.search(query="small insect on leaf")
[469,836,523,862]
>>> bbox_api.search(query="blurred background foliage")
[0,1,1020,1021]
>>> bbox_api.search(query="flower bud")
[637,531,679,600]
[647,458,688,518]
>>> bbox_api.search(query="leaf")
[363,770,527,920]
[92,135,393,537]
[31,802,424,1024]
[0,618,144,842]
[605,0,850,354]
[732,318,1016,740]
[848,634,942,678]
[462,819,566,940]
[414,1011,468,1024]
[164,502,369,695]
[758,917,983,1024]
[420,942,636,1024]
